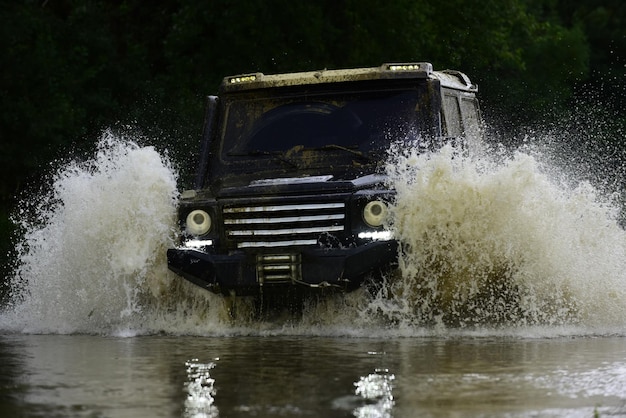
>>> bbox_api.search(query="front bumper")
[167,240,398,296]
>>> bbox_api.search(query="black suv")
[167,63,481,302]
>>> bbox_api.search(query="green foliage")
[565,0,626,114]
[0,1,612,190]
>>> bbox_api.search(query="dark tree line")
[1,0,625,278]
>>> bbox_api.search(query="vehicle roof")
[220,62,477,94]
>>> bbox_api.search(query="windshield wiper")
[227,150,300,169]
[316,144,377,162]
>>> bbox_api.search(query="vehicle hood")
[217,173,388,198]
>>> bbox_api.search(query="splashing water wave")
[2,132,626,336]
[374,144,626,329]
[1,132,228,335]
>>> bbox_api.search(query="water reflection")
[353,367,395,418]
[351,350,395,418]
[184,358,219,418]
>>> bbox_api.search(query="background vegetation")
[1,0,625,282]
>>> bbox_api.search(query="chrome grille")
[257,254,301,283]
[223,201,345,248]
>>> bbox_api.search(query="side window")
[460,97,481,138]
[443,94,462,137]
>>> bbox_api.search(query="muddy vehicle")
[167,63,481,305]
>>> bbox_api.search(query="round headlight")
[363,200,388,227]
[186,209,211,235]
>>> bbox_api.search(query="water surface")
[1,334,625,417]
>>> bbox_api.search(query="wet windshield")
[222,88,424,158]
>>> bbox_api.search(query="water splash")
[372,143,626,328]
[2,129,626,336]
[1,132,228,334]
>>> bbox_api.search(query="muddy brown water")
[1,333,625,417]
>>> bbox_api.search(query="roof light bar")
[388,64,420,71]
[383,62,433,74]
[228,74,257,84]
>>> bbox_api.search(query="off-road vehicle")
[167,63,481,305]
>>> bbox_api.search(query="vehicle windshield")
[221,87,426,158]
